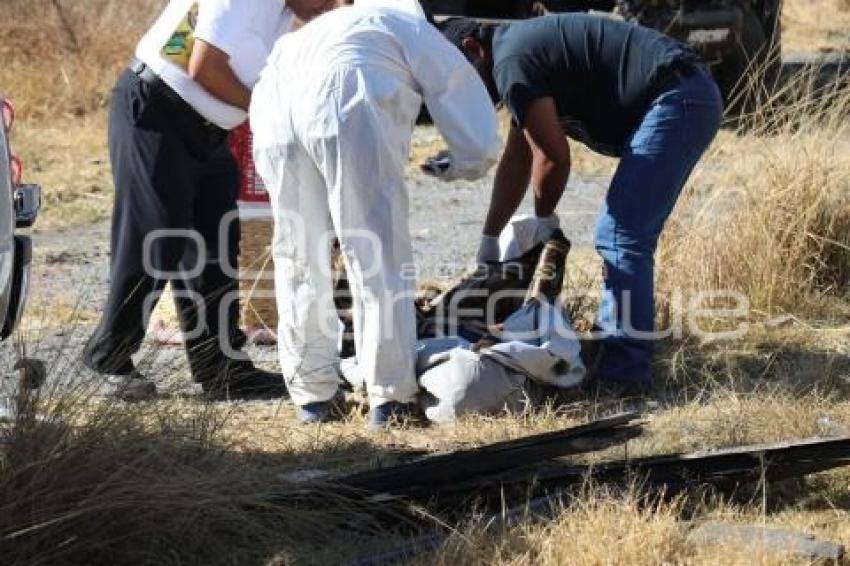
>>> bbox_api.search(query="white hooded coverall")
[250,5,501,407]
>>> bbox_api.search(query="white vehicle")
[0,97,40,340]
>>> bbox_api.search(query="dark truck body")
[421,0,782,100]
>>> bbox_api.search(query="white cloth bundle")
[417,300,585,423]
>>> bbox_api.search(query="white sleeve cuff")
[476,235,501,264]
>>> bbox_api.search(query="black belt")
[650,62,703,100]
[128,58,225,135]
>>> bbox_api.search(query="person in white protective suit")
[250,4,501,428]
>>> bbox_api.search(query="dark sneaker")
[104,371,157,402]
[296,391,346,424]
[202,360,288,401]
[366,401,420,430]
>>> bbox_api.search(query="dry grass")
[1,1,849,563]
[657,70,850,323]
[783,0,850,53]
[430,471,850,565]
[0,363,408,565]
[2,328,849,563]
[429,488,688,566]
[0,0,154,227]
[11,114,113,227]
[0,0,162,120]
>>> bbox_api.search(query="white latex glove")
[476,235,500,264]
[533,213,561,242]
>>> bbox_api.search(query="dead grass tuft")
[0,358,392,565]
[11,114,113,227]
[658,70,850,323]
[783,0,850,53]
[0,0,163,120]
[429,487,685,566]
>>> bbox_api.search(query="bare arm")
[522,96,570,218]
[482,126,532,237]
[482,96,570,236]
[188,39,251,111]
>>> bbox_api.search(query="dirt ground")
[2,3,850,563]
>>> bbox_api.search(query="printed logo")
[161,2,199,70]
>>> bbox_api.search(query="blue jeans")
[594,67,723,389]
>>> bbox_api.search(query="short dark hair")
[438,17,495,54]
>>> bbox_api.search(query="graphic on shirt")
[161,2,199,70]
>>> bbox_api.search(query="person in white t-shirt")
[83,0,339,402]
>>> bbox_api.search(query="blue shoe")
[366,401,419,430]
[296,392,345,424]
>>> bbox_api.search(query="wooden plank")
[300,436,850,565]
[587,435,850,490]
[438,436,850,500]
[338,412,643,496]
